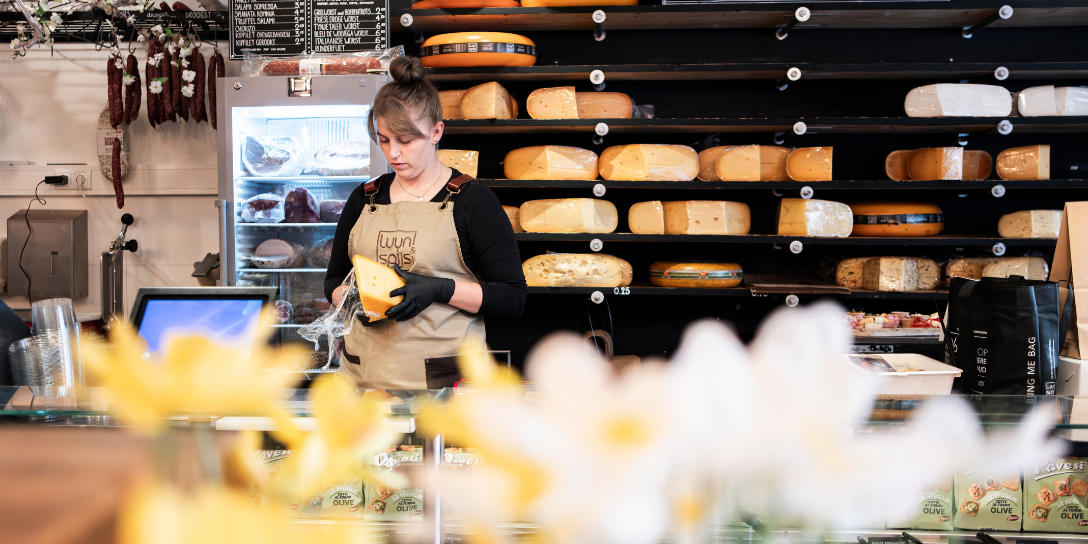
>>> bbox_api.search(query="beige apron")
[339,174,484,389]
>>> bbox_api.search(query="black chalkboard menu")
[228,0,388,60]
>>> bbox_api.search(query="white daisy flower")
[151,25,162,35]
[126,16,135,25]
[115,57,124,70]
[10,38,21,50]
[181,58,189,67]
[149,80,163,94]
[181,84,194,98]
[123,74,136,85]
[137,34,146,43]
[182,70,196,82]
[110,45,119,56]
[178,46,191,58]
[166,42,177,54]
[147,56,159,67]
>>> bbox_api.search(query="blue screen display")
[137,298,265,358]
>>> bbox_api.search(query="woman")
[324,55,526,390]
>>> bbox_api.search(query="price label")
[229,0,390,59]
[613,287,631,295]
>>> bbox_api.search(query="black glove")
[385,263,456,322]
[355,312,381,327]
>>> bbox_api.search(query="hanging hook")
[211,26,218,53]
[191,21,203,49]
[93,19,106,51]
[128,26,138,52]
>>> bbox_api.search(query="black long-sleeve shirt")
[324,170,527,317]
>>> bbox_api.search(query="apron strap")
[440,174,476,208]
[362,174,388,210]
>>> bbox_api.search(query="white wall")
[0,43,231,319]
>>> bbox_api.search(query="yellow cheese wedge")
[352,255,405,321]
[522,253,633,287]
[502,205,523,232]
[649,261,743,288]
[777,198,852,237]
[907,147,962,181]
[599,144,699,181]
[628,201,664,234]
[503,146,599,180]
[697,146,731,181]
[436,149,479,179]
[714,145,760,181]
[440,90,466,120]
[575,92,633,119]
[885,150,911,181]
[526,86,578,119]
[962,150,992,181]
[785,147,833,181]
[460,82,515,120]
[760,146,791,181]
[519,198,618,233]
[849,201,944,237]
[663,201,751,235]
[997,209,1063,238]
[997,145,1050,180]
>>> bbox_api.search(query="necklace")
[397,165,445,202]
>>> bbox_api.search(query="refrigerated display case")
[216,75,391,353]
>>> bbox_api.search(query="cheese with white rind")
[760,146,791,182]
[714,145,760,181]
[1056,87,1088,116]
[697,146,732,181]
[436,149,479,179]
[599,144,699,181]
[503,146,599,180]
[459,82,515,120]
[523,253,633,287]
[628,201,664,234]
[885,150,911,181]
[1017,85,1059,117]
[662,201,751,235]
[518,198,618,233]
[785,147,833,182]
[996,145,1050,180]
[440,89,466,120]
[502,205,523,233]
[907,147,963,181]
[777,198,853,237]
[947,257,1001,281]
[862,257,919,292]
[526,86,578,119]
[962,150,992,181]
[997,209,1063,238]
[649,261,743,288]
[836,257,869,289]
[904,84,1013,117]
[575,92,633,119]
[982,257,1051,281]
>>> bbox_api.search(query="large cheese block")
[523,253,632,287]
[714,145,759,181]
[575,92,633,119]
[904,84,1013,117]
[526,86,578,119]
[835,257,868,288]
[759,146,791,182]
[649,261,743,288]
[419,32,536,68]
[907,147,963,181]
[628,201,664,234]
[518,198,618,233]
[885,150,911,181]
[996,145,1050,180]
[962,150,992,181]
[1057,86,1088,116]
[913,257,941,290]
[785,147,833,182]
[662,201,751,235]
[352,254,405,321]
[439,90,466,120]
[459,82,516,120]
[697,146,731,181]
[947,257,1001,281]
[503,146,599,180]
[599,144,698,181]
[1018,86,1088,116]
[777,199,853,237]
[862,257,919,292]
[997,209,1063,238]
[849,202,944,237]
[502,205,524,233]
[436,149,479,178]
[982,256,1050,281]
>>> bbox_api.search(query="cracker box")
[953,469,1022,531]
[887,476,954,530]
[363,446,425,522]
[1024,457,1088,533]
[254,449,364,519]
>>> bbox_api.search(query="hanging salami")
[126,52,141,124]
[192,48,207,123]
[107,54,124,129]
[209,50,224,129]
[162,45,176,122]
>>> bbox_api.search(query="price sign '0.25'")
[613,287,631,295]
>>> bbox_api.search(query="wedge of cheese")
[850,202,944,237]
[904,84,1013,117]
[526,86,578,119]
[628,201,664,234]
[1017,85,1058,117]
[523,253,633,287]
[786,147,833,182]
[437,149,479,179]
[575,92,633,119]
[962,150,993,181]
[714,145,759,181]
[885,150,911,181]
[649,261,743,288]
[502,205,523,232]
[996,145,1050,180]
[662,201,751,235]
[1057,86,1088,116]
[907,147,963,181]
[440,89,466,120]
[982,256,1050,281]
[777,198,852,237]
[997,209,1063,238]
[599,144,699,181]
[519,198,618,233]
[863,257,919,292]
[836,257,868,288]
[352,254,405,321]
[460,82,516,120]
[697,146,731,181]
[947,257,1001,281]
[760,146,791,181]
[504,146,599,180]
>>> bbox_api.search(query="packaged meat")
[242,136,303,177]
[294,304,319,325]
[251,239,306,269]
[240,193,286,223]
[240,46,405,77]
[273,300,293,324]
[312,141,370,176]
[312,298,332,312]
[285,188,321,223]
[320,200,346,223]
[306,237,335,268]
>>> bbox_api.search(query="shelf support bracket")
[962,5,1012,38]
[399,13,425,45]
[592,10,607,42]
[776,7,811,40]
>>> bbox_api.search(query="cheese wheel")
[599,144,698,181]
[649,261,743,288]
[439,90,466,120]
[522,0,636,5]
[697,146,731,181]
[997,145,1050,180]
[997,209,1063,238]
[904,84,1012,117]
[352,255,405,321]
[1057,87,1088,116]
[437,149,479,179]
[503,146,599,180]
[907,147,962,181]
[460,82,516,120]
[912,257,941,290]
[714,145,759,181]
[836,257,869,289]
[885,150,911,181]
[785,147,833,182]
[863,257,919,292]
[962,150,993,181]
[982,256,1050,281]
[760,146,791,182]
[777,198,853,237]
[849,202,944,237]
[502,205,523,233]
[526,86,578,120]
[947,257,1001,281]
[662,201,751,235]
[523,253,633,287]
[419,32,536,68]
[628,201,664,234]
[518,198,618,234]
[412,0,519,8]
[575,92,633,119]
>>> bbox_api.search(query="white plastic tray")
[845,353,962,395]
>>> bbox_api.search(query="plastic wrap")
[436,149,479,178]
[885,150,911,181]
[698,146,731,181]
[306,237,335,268]
[628,200,664,234]
[460,81,517,120]
[714,145,759,181]
[599,144,699,181]
[962,150,993,181]
[504,145,599,180]
[251,239,306,269]
[298,268,368,366]
[848,201,944,237]
[785,147,833,182]
[862,257,919,292]
[777,198,853,237]
[632,104,655,119]
[997,209,1063,238]
[522,253,633,287]
[284,188,321,223]
[502,205,523,233]
[835,257,939,289]
[982,257,1051,280]
[419,32,537,68]
[710,145,790,182]
[997,145,1051,180]
[947,257,1001,281]
[307,141,370,176]
[906,147,962,181]
[574,92,634,119]
[648,261,743,288]
[904,84,1012,117]
[526,86,578,119]
[240,46,404,77]
[662,200,751,235]
[518,198,618,233]
[1057,86,1088,116]
[320,200,346,223]
[242,136,303,177]
[240,193,286,223]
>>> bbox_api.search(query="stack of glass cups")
[14,298,83,387]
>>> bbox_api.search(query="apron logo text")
[376,230,418,268]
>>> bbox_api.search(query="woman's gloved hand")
[356,312,381,327]
[385,264,456,321]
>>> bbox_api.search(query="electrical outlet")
[53,169,92,190]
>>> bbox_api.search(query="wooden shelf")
[515,233,1057,247]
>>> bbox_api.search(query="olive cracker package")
[1024,457,1088,533]
[887,476,954,530]
[363,446,425,522]
[252,449,365,519]
[953,468,1023,531]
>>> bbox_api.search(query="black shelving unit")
[515,233,1057,247]
[481,179,1088,190]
